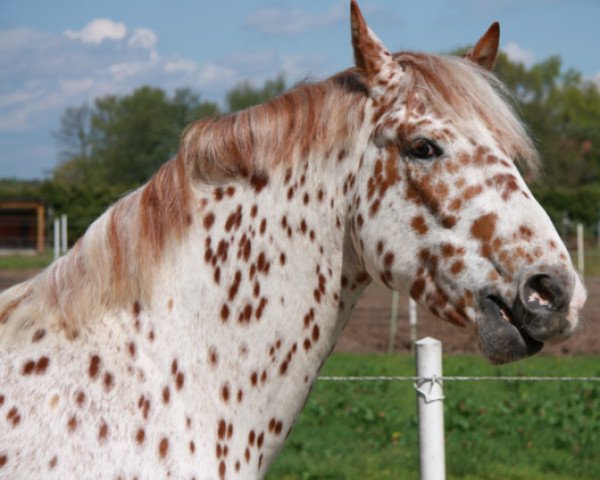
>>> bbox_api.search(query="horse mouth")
[477,294,544,364]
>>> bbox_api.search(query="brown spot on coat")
[6,407,20,427]
[103,372,114,392]
[221,304,230,322]
[67,415,77,432]
[75,391,86,407]
[410,278,426,299]
[312,325,320,342]
[89,355,101,379]
[249,171,269,193]
[176,372,185,390]
[209,347,219,367]
[98,421,108,442]
[218,419,227,440]
[158,437,169,459]
[229,270,242,301]
[32,329,46,342]
[471,213,497,243]
[203,212,215,230]
[450,260,465,275]
[221,384,230,403]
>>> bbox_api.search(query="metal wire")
[319,375,600,382]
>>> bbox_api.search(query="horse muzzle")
[476,265,586,364]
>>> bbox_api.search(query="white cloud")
[59,78,94,96]
[0,16,332,177]
[109,62,147,81]
[197,63,237,88]
[245,2,346,35]
[164,58,198,74]
[0,85,45,109]
[128,28,158,50]
[503,42,535,66]
[64,18,127,45]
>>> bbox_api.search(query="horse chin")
[476,295,544,365]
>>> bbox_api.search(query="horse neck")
[130,140,372,474]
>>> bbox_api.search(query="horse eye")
[407,138,442,160]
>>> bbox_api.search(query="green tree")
[54,105,93,162]
[226,74,286,112]
[54,87,219,186]
[494,53,600,187]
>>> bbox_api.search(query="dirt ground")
[1,269,598,356]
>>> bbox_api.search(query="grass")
[0,251,53,270]
[267,354,600,480]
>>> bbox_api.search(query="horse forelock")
[394,52,540,175]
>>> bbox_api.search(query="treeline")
[2,53,600,244]
[53,75,286,187]
[2,77,286,241]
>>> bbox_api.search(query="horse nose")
[516,267,574,342]
[520,272,570,314]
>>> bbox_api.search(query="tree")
[54,105,93,162]
[54,87,219,186]
[493,53,600,187]
[226,74,286,112]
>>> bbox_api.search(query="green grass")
[267,354,600,480]
[0,252,53,270]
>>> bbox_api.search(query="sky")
[1,0,599,180]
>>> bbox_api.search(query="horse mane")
[180,71,368,182]
[0,52,538,342]
[394,52,539,172]
[0,155,192,342]
[0,72,368,342]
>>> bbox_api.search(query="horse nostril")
[521,274,568,313]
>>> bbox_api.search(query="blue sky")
[1,0,599,180]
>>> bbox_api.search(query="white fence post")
[53,218,60,260]
[61,214,68,255]
[415,337,446,480]
[388,291,400,354]
[577,223,584,275]
[409,299,418,351]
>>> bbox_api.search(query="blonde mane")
[0,52,538,342]
[0,155,192,342]
[396,52,539,172]
[180,71,368,182]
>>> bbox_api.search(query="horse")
[0,2,586,478]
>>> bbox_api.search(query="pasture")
[268,354,600,480]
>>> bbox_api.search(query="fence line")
[321,337,600,480]
[319,375,600,382]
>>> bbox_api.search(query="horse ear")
[350,0,393,90]
[464,22,500,71]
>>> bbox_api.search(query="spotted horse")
[0,2,586,479]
